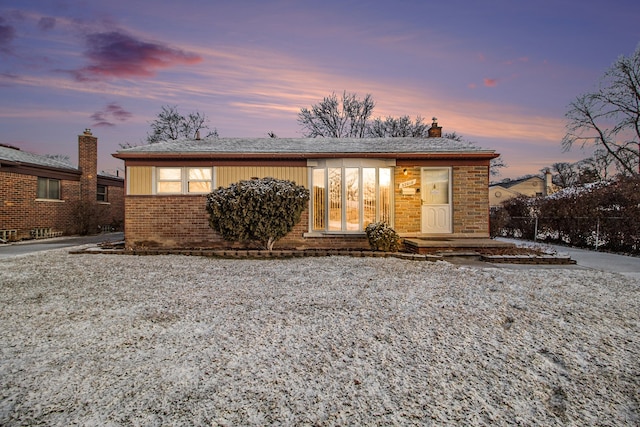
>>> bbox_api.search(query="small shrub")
[365,222,401,252]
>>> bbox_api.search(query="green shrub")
[365,222,401,252]
[205,177,309,251]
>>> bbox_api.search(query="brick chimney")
[78,129,98,203]
[428,117,442,138]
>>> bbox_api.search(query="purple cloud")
[0,17,16,54]
[91,102,133,127]
[73,31,202,81]
[38,17,56,31]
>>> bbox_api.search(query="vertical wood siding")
[127,166,153,195]
[216,166,308,188]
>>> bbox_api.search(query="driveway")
[497,238,640,278]
[0,232,123,259]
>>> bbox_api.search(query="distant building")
[489,170,557,207]
[0,130,124,242]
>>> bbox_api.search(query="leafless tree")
[298,91,374,138]
[146,105,218,144]
[366,115,430,137]
[562,44,640,175]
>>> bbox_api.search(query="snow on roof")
[0,145,78,171]
[116,136,494,155]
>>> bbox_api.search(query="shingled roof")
[114,137,497,159]
[0,144,78,171]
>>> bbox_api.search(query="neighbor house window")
[311,160,392,232]
[37,177,61,200]
[156,167,213,194]
[97,184,108,202]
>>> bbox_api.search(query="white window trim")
[307,159,395,234]
[153,167,214,195]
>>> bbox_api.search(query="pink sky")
[1,0,639,180]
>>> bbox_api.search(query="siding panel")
[127,166,153,195]
[216,167,308,188]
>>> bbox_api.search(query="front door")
[421,168,452,234]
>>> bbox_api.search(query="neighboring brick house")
[489,171,557,207]
[113,122,498,250]
[0,130,124,241]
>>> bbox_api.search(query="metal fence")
[492,216,634,252]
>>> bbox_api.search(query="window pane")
[188,168,211,180]
[328,168,342,231]
[158,181,181,193]
[363,168,376,226]
[188,181,211,193]
[48,179,60,199]
[345,168,359,231]
[424,169,449,205]
[37,177,47,199]
[379,168,391,223]
[158,168,181,180]
[312,169,325,230]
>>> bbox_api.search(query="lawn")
[1,249,638,425]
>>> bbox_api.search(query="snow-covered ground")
[1,248,638,426]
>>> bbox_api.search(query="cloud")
[72,31,202,81]
[484,78,498,87]
[38,17,56,31]
[90,102,133,127]
[0,18,16,53]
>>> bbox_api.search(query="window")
[37,177,61,199]
[97,185,108,202]
[156,167,213,194]
[312,161,392,232]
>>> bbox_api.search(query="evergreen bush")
[205,177,309,251]
[365,222,401,252]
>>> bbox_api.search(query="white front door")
[421,168,452,234]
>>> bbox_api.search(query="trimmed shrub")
[206,177,309,251]
[365,222,401,252]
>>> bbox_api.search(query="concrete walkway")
[0,233,123,259]
[496,238,640,278]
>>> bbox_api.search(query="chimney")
[78,129,98,203]
[544,169,553,195]
[428,117,442,138]
[195,130,201,140]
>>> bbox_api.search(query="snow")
[1,249,638,425]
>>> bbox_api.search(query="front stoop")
[403,238,515,254]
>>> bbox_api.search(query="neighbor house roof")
[113,137,498,161]
[0,144,78,171]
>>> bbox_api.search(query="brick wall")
[452,165,490,236]
[393,165,490,237]
[125,196,369,250]
[0,171,79,239]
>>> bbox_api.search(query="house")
[489,171,557,208]
[113,121,499,250]
[0,130,124,241]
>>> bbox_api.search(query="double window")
[311,160,392,232]
[37,177,61,200]
[156,167,213,194]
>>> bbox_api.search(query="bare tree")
[366,115,430,137]
[146,105,218,144]
[562,44,640,175]
[547,162,579,187]
[298,91,374,138]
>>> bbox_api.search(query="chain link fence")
[491,214,638,253]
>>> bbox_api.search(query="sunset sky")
[1,0,639,179]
